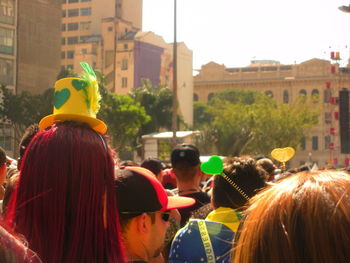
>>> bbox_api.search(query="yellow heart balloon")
[271,147,295,163]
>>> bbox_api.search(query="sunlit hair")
[0,223,41,263]
[232,170,350,263]
[6,121,125,263]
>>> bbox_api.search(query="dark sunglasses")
[120,211,171,222]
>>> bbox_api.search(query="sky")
[143,0,350,70]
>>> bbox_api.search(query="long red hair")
[6,121,125,262]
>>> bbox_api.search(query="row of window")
[62,8,91,18]
[199,89,333,103]
[0,0,15,25]
[62,21,91,32]
[0,57,13,85]
[0,26,14,55]
[62,0,91,4]
[300,136,333,151]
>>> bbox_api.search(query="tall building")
[194,59,350,168]
[61,0,142,72]
[0,0,61,157]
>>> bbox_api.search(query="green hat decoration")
[200,155,250,201]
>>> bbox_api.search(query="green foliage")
[0,85,53,148]
[130,79,173,135]
[194,89,319,156]
[98,85,150,152]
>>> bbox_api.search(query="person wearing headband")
[169,156,267,263]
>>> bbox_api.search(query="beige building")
[194,59,350,168]
[114,31,194,125]
[61,0,142,72]
[0,0,61,157]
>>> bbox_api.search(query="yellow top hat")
[39,63,107,134]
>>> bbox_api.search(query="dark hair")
[212,157,267,209]
[19,124,39,159]
[232,170,350,263]
[141,158,164,175]
[0,147,6,166]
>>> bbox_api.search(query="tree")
[98,84,150,153]
[0,85,54,153]
[130,79,173,136]
[194,89,319,156]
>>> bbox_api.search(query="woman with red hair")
[6,64,126,262]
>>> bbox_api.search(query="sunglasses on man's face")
[159,211,171,222]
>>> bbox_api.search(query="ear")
[136,213,151,234]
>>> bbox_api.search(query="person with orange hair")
[5,63,125,262]
[232,170,350,263]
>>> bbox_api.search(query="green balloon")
[200,155,223,175]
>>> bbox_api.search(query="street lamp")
[172,0,178,146]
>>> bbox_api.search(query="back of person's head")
[6,121,125,263]
[232,170,350,263]
[0,223,41,263]
[19,124,39,160]
[256,158,275,175]
[212,156,267,209]
[141,157,164,176]
[0,147,6,167]
[171,144,200,181]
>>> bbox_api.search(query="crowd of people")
[0,65,350,262]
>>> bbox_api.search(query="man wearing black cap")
[115,166,195,263]
[171,144,211,226]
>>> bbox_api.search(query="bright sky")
[143,0,350,69]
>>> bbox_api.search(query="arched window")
[193,93,199,101]
[301,137,306,150]
[265,90,274,98]
[207,93,214,101]
[283,90,289,104]
[311,89,319,103]
[299,89,307,96]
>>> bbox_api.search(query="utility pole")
[172,0,178,146]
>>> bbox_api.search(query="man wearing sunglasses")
[115,166,195,263]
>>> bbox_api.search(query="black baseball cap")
[171,144,200,168]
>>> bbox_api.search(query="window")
[67,36,78,44]
[68,22,78,31]
[299,89,307,103]
[0,58,13,85]
[324,89,331,103]
[62,9,66,17]
[208,93,214,101]
[325,135,331,150]
[301,137,306,150]
[67,64,74,70]
[121,59,128,70]
[0,27,14,55]
[0,0,15,25]
[68,0,78,3]
[312,136,318,151]
[299,89,307,96]
[80,21,91,30]
[80,7,91,16]
[265,90,274,98]
[283,90,289,104]
[193,94,199,101]
[108,26,113,32]
[61,51,65,59]
[68,8,79,17]
[81,48,87,54]
[61,24,66,31]
[311,89,319,103]
[124,44,128,50]
[61,38,66,45]
[81,0,91,2]
[122,77,128,88]
[67,50,74,59]
[325,112,331,124]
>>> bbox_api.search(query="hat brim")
[39,113,107,134]
[166,196,195,210]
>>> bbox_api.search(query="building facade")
[0,0,61,157]
[194,59,350,168]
